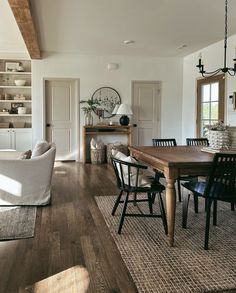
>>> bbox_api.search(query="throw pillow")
[31,140,50,157]
[112,150,151,187]
[18,150,32,160]
[111,149,127,160]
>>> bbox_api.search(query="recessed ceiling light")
[176,44,188,50]
[123,40,135,45]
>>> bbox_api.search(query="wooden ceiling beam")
[8,0,41,59]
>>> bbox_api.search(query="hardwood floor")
[0,162,137,293]
[0,162,235,293]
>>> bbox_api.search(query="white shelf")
[0,114,32,116]
[0,86,31,89]
[0,59,32,151]
[0,127,32,130]
[0,71,31,75]
[0,100,32,103]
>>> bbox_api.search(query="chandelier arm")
[228,70,236,76]
[196,0,235,78]
[201,68,222,77]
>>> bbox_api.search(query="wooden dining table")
[129,145,214,247]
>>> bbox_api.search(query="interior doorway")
[132,81,161,146]
[44,78,79,161]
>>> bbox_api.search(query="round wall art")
[91,87,121,118]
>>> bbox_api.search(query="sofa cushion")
[18,150,32,160]
[32,140,50,157]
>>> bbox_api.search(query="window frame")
[196,74,225,137]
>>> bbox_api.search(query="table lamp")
[116,103,133,125]
[112,104,120,115]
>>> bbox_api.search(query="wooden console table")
[83,125,132,163]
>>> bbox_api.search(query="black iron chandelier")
[196,0,236,77]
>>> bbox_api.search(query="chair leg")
[112,190,123,216]
[193,193,199,213]
[182,194,190,228]
[133,192,137,206]
[158,193,168,235]
[231,203,235,211]
[118,191,130,234]
[213,200,217,226]
[177,178,182,202]
[152,192,156,204]
[204,198,213,250]
[147,192,153,214]
[205,198,207,212]
[154,171,161,182]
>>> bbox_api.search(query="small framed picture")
[11,102,24,114]
[5,62,20,72]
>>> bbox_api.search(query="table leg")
[165,178,176,247]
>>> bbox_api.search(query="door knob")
[133,124,137,127]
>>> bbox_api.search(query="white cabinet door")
[11,129,32,151]
[0,129,11,149]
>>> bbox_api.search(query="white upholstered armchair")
[0,144,56,206]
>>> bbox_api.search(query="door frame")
[131,80,162,145]
[43,78,80,161]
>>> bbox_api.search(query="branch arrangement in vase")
[79,99,101,114]
[208,121,229,131]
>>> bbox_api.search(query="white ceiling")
[2,0,236,58]
[0,0,27,54]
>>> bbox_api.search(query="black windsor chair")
[182,153,236,250]
[111,156,168,235]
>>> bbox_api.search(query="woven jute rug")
[95,195,236,293]
[0,206,37,240]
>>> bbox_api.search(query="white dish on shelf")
[14,80,26,86]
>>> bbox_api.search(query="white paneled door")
[132,81,161,146]
[45,80,77,161]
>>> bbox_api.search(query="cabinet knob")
[46,123,51,127]
[133,124,137,127]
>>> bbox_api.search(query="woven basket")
[208,130,230,150]
[91,148,105,164]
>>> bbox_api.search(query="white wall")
[182,34,236,141]
[32,53,183,159]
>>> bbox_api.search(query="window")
[196,74,225,137]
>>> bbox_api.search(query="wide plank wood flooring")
[0,162,137,293]
[0,162,235,293]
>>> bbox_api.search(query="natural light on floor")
[25,266,90,292]
[0,174,22,196]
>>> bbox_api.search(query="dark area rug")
[95,195,236,293]
[0,206,37,240]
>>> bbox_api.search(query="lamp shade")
[116,104,133,115]
[116,104,133,126]
[112,104,120,114]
